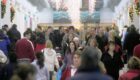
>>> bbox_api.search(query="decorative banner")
[129,6,134,22]
[135,0,138,3]
[134,0,140,15]
[2,0,7,5]
[1,0,7,18]
[10,4,15,22]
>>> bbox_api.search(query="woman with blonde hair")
[101,41,123,80]
[104,30,122,56]
[119,56,140,80]
[42,40,59,80]
[10,63,36,80]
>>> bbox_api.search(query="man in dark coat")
[7,24,21,43]
[123,25,140,60]
[7,24,21,52]
[96,28,108,52]
[54,26,65,48]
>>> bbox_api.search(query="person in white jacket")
[42,40,59,80]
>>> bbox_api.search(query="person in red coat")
[119,44,140,80]
[15,31,35,62]
[119,57,140,80]
[61,50,81,80]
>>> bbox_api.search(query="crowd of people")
[0,24,140,80]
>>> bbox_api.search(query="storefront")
[0,0,39,36]
[114,0,140,32]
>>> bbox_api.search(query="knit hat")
[133,44,140,59]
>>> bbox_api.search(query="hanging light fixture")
[48,0,63,10]
[67,0,81,29]
[89,0,96,14]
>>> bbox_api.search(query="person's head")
[37,26,42,29]
[26,28,32,33]
[124,25,128,28]
[36,25,42,32]
[2,24,9,31]
[64,28,69,34]
[46,40,53,48]
[36,52,44,69]
[68,33,74,42]
[98,27,104,36]
[24,31,31,39]
[11,24,17,30]
[12,63,36,80]
[108,41,115,51]
[73,37,80,47]
[89,38,98,47]
[68,41,77,53]
[90,27,96,36]
[47,26,53,33]
[69,26,75,33]
[130,24,136,32]
[73,50,82,68]
[77,46,100,72]
[127,56,140,70]
[59,26,64,32]
[133,44,140,59]
[108,30,116,39]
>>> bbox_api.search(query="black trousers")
[49,71,54,80]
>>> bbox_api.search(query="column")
[0,0,1,28]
